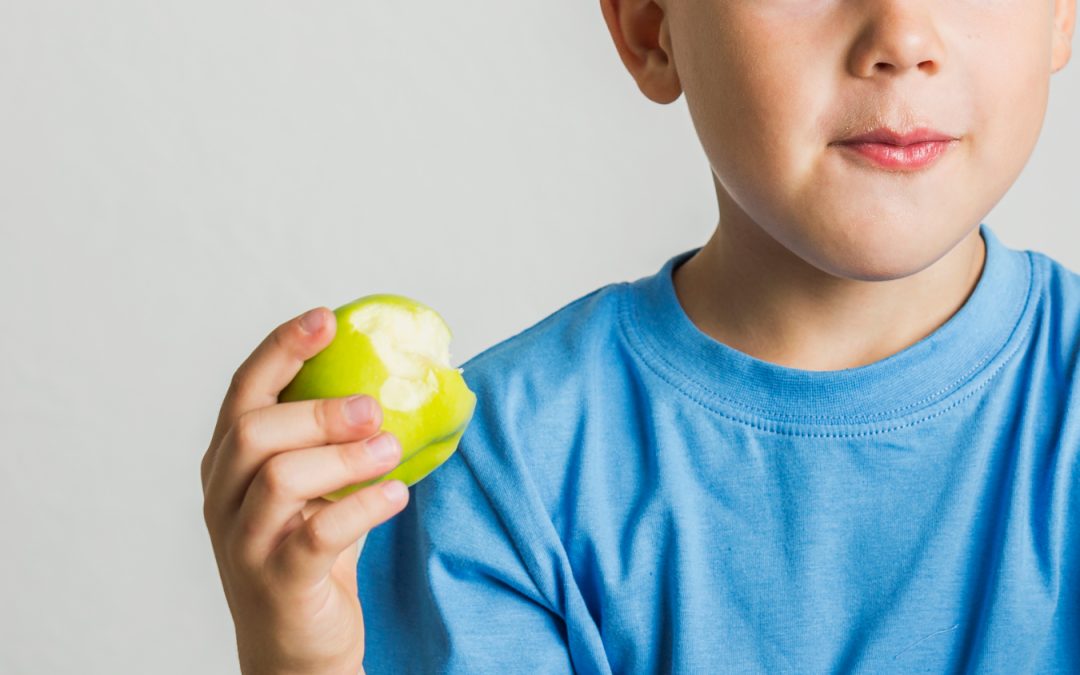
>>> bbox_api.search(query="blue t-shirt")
[358,223,1080,673]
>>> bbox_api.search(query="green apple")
[278,294,476,501]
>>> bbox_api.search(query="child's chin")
[797,225,964,283]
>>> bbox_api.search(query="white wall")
[1,2,1076,674]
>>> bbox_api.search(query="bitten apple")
[279,294,476,501]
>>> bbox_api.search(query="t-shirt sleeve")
[356,439,573,674]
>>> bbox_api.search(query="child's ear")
[598,0,682,104]
[1051,0,1077,73]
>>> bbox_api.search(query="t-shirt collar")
[621,223,1036,430]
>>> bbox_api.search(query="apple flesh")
[279,294,476,501]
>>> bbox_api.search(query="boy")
[201,0,1078,672]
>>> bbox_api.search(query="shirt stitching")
[617,251,1040,436]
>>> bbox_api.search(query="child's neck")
[672,213,987,372]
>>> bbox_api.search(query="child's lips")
[836,126,957,145]
[833,139,958,171]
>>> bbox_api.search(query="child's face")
[603,0,1075,280]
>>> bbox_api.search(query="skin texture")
[600,0,1077,370]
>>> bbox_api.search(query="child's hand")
[200,307,408,675]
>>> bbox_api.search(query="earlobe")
[1051,0,1077,72]
[598,0,682,103]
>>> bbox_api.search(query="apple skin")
[278,294,476,501]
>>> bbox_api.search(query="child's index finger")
[209,307,338,455]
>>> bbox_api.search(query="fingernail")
[344,395,374,425]
[300,308,324,334]
[381,480,407,502]
[367,433,399,462]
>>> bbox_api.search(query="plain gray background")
[1,2,1077,673]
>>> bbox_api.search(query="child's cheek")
[738,0,837,21]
